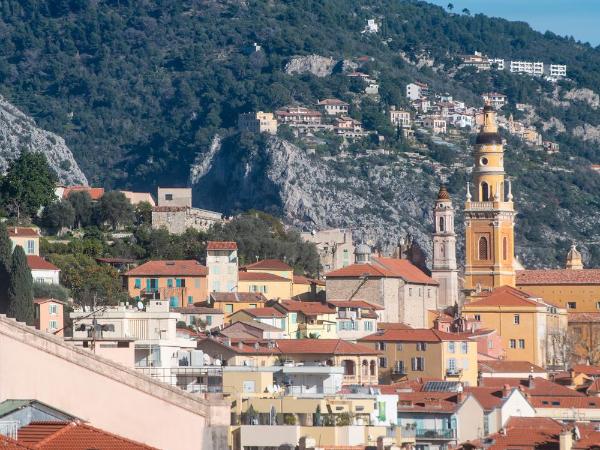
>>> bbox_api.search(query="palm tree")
[447,3,454,11]
[462,8,471,15]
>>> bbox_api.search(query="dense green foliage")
[0,223,11,313]
[7,246,34,325]
[0,152,57,221]
[33,281,70,302]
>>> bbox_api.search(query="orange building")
[464,105,516,291]
[123,260,208,307]
[33,298,64,336]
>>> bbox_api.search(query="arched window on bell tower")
[481,182,489,201]
[439,217,445,232]
[478,237,488,260]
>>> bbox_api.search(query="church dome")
[355,243,371,263]
[437,186,450,200]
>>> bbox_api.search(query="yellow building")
[207,292,267,321]
[238,259,294,298]
[273,300,338,339]
[464,104,516,291]
[462,286,568,367]
[292,275,325,300]
[516,245,600,313]
[360,328,479,386]
[8,227,40,256]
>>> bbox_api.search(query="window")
[249,304,257,308]
[461,342,468,354]
[503,237,508,260]
[568,302,577,309]
[379,357,387,368]
[394,360,405,374]
[364,321,373,331]
[411,357,425,371]
[343,249,350,267]
[448,342,455,353]
[478,237,488,260]
[49,304,58,315]
[49,320,58,330]
[409,288,413,296]
[176,278,185,288]
[187,296,193,305]
[396,343,403,351]
[167,279,173,288]
[439,217,445,232]
[165,194,173,200]
[448,358,456,371]
[290,313,297,324]
[509,339,516,349]
[225,304,233,314]
[377,342,387,351]
[481,182,489,201]
[596,302,600,310]
[427,289,431,298]
[513,314,520,325]
[474,314,481,321]
[134,278,141,289]
[206,315,212,325]
[518,339,525,349]
[169,297,178,308]
[417,342,427,351]
[27,240,35,255]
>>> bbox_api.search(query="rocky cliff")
[0,96,87,185]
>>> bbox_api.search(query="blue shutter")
[167,279,173,288]
[169,296,178,307]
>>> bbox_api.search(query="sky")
[427,0,600,46]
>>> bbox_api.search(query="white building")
[546,64,567,78]
[448,113,475,129]
[423,116,447,134]
[238,111,278,135]
[206,241,239,293]
[363,18,379,34]
[27,256,60,285]
[389,106,411,128]
[430,186,459,308]
[490,58,505,70]
[157,187,192,207]
[406,82,428,101]
[509,60,544,76]
[482,92,507,109]
[317,99,349,116]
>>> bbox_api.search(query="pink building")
[33,298,64,336]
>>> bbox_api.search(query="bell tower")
[431,186,459,307]
[464,105,516,291]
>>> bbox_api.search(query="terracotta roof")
[396,391,463,413]
[206,241,237,250]
[238,272,291,282]
[572,364,600,376]
[327,300,383,310]
[517,268,600,285]
[464,285,550,308]
[7,227,39,237]
[125,260,207,276]
[531,396,600,409]
[242,259,292,271]
[478,360,546,374]
[326,257,438,285]
[27,256,59,271]
[317,98,349,106]
[479,377,585,397]
[464,386,509,411]
[62,186,105,201]
[208,292,267,303]
[0,434,31,449]
[276,339,379,356]
[33,298,65,305]
[17,421,156,449]
[293,275,324,286]
[569,312,600,323]
[238,307,285,318]
[481,417,563,450]
[173,306,223,314]
[360,328,469,343]
[277,300,335,315]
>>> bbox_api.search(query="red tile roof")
[530,396,600,409]
[377,322,413,330]
[33,298,65,305]
[238,272,291,282]
[17,421,156,449]
[243,259,292,271]
[517,268,600,285]
[464,285,551,308]
[464,386,508,410]
[326,257,438,285]
[569,312,600,323]
[360,328,469,343]
[572,364,600,376]
[0,435,29,449]
[62,186,105,201]
[478,360,546,374]
[479,377,585,397]
[327,300,383,310]
[208,292,267,303]
[481,417,563,450]
[276,339,379,356]
[173,306,223,314]
[27,256,59,271]
[125,260,207,276]
[292,275,324,286]
[7,227,39,237]
[276,300,335,315]
[396,391,463,413]
[206,241,237,250]
[238,307,285,318]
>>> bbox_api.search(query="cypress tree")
[0,223,12,314]
[7,246,34,325]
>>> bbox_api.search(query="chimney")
[528,374,535,389]
[559,428,573,450]
[502,384,511,399]
[477,370,483,387]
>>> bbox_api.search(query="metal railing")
[0,421,19,439]
[135,366,223,393]
[415,428,455,440]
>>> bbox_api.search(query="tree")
[33,281,70,302]
[447,3,454,11]
[0,223,11,314]
[0,152,58,221]
[7,246,34,325]
[95,191,134,230]
[134,201,153,227]
[462,8,470,15]
[41,200,75,233]
[67,191,93,228]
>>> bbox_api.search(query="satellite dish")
[137,301,144,310]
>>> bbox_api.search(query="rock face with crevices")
[284,55,336,77]
[0,96,87,185]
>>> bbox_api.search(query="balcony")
[415,428,455,440]
[445,368,463,378]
